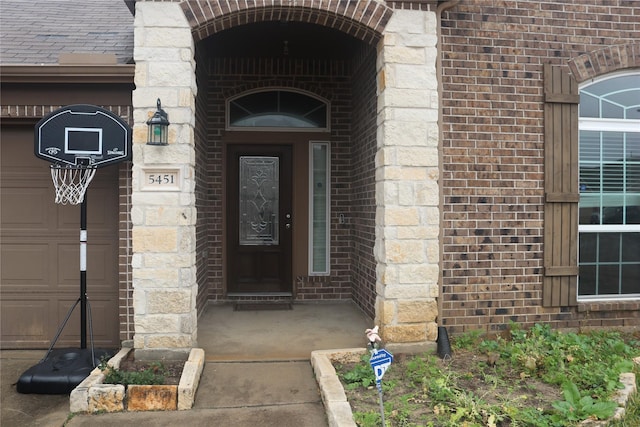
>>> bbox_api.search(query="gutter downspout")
[436,0,460,342]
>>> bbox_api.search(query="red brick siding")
[569,43,640,83]
[440,0,640,334]
[195,55,377,304]
[194,47,212,313]
[180,0,393,45]
[350,47,379,319]
[118,160,134,342]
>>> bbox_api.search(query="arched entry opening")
[133,1,440,352]
[193,19,381,319]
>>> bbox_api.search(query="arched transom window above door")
[227,89,329,131]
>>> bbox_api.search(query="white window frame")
[309,141,330,275]
[577,71,640,301]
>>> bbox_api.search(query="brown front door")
[227,144,293,293]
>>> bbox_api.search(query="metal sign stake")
[369,347,393,427]
[377,378,386,427]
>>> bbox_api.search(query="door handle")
[285,223,291,229]
[285,213,291,229]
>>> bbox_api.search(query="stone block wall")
[375,9,440,346]
[131,1,198,349]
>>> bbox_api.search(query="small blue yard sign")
[369,348,393,426]
[369,348,393,382]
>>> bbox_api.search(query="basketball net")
[50,164,97,205]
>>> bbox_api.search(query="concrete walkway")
[1,302,371,427]
[198,302,372,361]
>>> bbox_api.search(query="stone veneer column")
[131,2,198,354]
[375,10,440,351]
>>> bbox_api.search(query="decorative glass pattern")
[239,156,279,245]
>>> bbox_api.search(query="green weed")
[551,381,617,423]
[339,354,376,390]
[451,329,484,350]
[98,358,167,386]
[352,411,382,427]
[338,325,640,426]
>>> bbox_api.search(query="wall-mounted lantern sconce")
[146,98,170,146]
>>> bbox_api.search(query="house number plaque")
[141,167,181,191]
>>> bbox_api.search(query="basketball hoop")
[19,105,132,393]
[50,162,97,205]
[35,104,131,206]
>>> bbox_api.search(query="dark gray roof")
[1,0,134,65]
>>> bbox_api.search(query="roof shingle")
[0,0,134,65]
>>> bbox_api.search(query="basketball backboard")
[35,104,131,167]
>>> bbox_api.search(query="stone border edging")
[580,355,639,426]
[311,350,640,427]
[69,347,205,413]
[178,347,205,410]
[311,348,367,427]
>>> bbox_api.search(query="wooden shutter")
[543,64,579,307]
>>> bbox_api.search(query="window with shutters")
[578,72,640,299]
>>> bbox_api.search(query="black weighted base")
[17,348,115,394]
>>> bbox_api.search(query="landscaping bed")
[339,350,560,426]
[104,350,186,386]
[334,325,640,427]
[69,347,204,413]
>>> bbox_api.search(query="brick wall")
[350,46,379,318]
[194,47,212,313]
[195,56,372,304]
[118,160,134,342]
[440,0,640,333]
[181,0,392,46]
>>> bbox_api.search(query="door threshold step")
[233,302,293,311]
[227,292,293,297]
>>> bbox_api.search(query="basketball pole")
[80,195,87,349]
[21,103,131,394]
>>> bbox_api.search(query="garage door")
[1,125,120,349]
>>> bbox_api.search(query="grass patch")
[98,351,185,386]
[99,359,168,386]
[335,324,640,426]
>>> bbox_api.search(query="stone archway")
[132,0,441,353]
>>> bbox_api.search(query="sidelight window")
[310,142,330,274]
